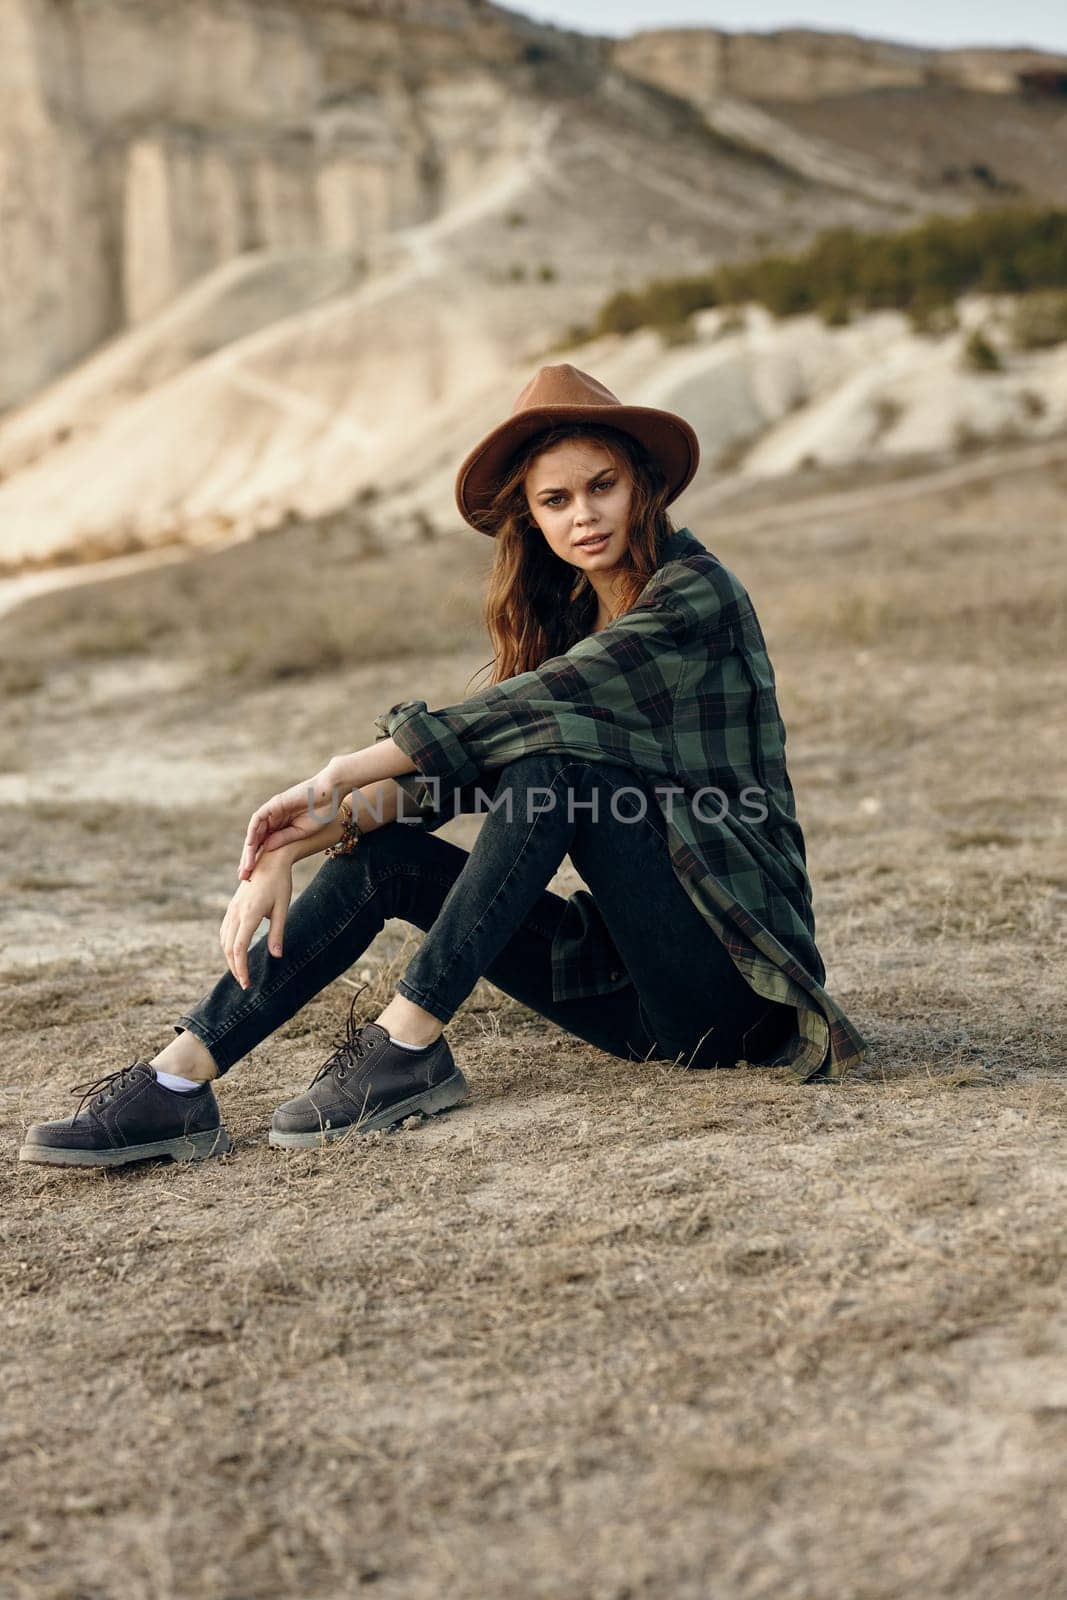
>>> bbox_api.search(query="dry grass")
[1,508,493,688]
[2,441,1066,1599]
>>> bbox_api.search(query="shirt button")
[609,970,622,981]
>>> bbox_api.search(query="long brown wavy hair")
[465,421,680,691]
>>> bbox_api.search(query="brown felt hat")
[454,363,700,534]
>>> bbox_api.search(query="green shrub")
[909,295,960,335]
[819,296,852,327]
[594,289,647,336]
[872,397,904,436]
[0,660,44,697]
[962,328,1002,372]
[715,307,746,337]
[589,205,1067,336]
[657,317,699,347]
[594,274,718,337]
[541,323,591,356]
[953,419,986,451]
[1010,290,1067,349]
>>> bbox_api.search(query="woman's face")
[523,440,633,572]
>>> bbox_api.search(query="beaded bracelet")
[324,794,363,858]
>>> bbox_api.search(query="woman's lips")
[575,532,611,550]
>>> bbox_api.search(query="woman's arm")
[223,772,424,987]
[277,776,424,864]
[239,737,418,878]
[329,735,418,794]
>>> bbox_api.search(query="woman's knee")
[493,752,607,825]
[355,816,466,866]
[323,819,469,921]
[496,751,581,785]
[498,753,648,806]
[313,820,441,898]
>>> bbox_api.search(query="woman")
[19,364,868,1169]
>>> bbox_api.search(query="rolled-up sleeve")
[374,700,483,791]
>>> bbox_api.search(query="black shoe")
[269,998,468,1149]
[18,1061,233,1168]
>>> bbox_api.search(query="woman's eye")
[545,480,613,507]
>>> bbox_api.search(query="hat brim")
[454,403,700,533]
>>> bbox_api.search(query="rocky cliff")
[2,5,1067,580]
[5,3,1066,414]
[0,0,594,409]
[611,25,1067,109]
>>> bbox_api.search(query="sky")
[515,0,1067,54]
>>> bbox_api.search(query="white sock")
[153,1066,203,1093]
[387,1034,432,1051]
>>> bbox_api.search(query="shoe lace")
[305,986,378,1089]
[68,1061,148,1123]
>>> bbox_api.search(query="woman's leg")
[173,748,788,1082]
[171,802,655,1078]
[393,752,788,1069]
[559,762,794,1066]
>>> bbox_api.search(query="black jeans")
[174,752,792,1076]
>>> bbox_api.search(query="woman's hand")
[221,853,294,990]
[242,802,339,874]
[238,758,348,881]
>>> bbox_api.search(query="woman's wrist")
[259,745,414,867]
[274,811,346,867]
[327,751,366,796]
[268,779,399,870]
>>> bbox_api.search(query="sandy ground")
[2,442,1065,1598]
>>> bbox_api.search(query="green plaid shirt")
[373,526,869,1081]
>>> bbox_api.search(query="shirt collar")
[658,525,703,563]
